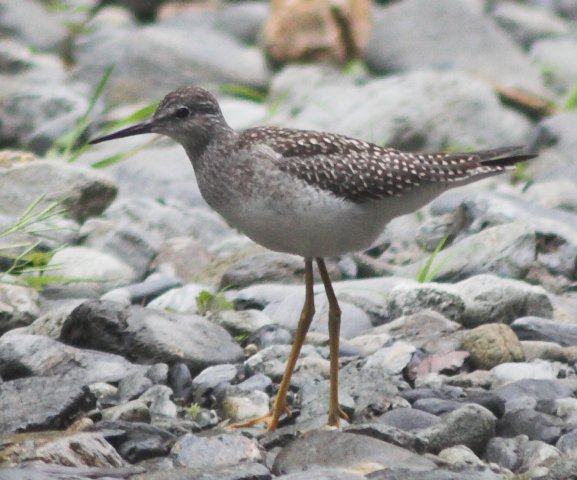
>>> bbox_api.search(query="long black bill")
[89,121,153,145]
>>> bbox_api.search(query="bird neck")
[183,123,238,171]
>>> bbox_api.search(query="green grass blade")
[416,235,448,283]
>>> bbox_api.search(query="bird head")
[90,87,228,151]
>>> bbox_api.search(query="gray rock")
[17,298,85,338]
[0,333,146,383]
[277,469,363,480]
[0,375,96,434]
[485,435,527,471]
[159,2,268,45]
[376,408,441,432]
[521,340,569,362]
[0,159,116,222]
[492,360,562,386]
[61,300,244,375]
[151,236,214,280]
[135,462,271,480]
[339,360,399,418]
[437,445,484,468]
[220,251,336,290]
[102,274,182,306]
[348,333,392,357]
[413,398,465,416]
[496,378,573,409]
[101,400,151,423]
[365,341,416,375]
[455,193,577,279]
[491,2,570,48]
[79,217,159,280]
[209,309,272,336]
[512,316,577,347]
[0,0,68,52]
[419,404,496,454]
[146,362,169,384]
[402,386,505,417]
[244,344,321,381]
[95,420,177,464]
[531,37,577,93]
[140,385,177,418]
[103,197,235,251]
[0,83,97,155]
[462,323,525,370]
[387,283,465,324]
[515,438,561,472]
[369,310,461,353]
[171,432,263,469]
[45,246,138,297]
[366,467,501,480]
[192,364,238,403]
[0,281,40,335]
[78,143,204,206]
[273,430,435,476]
[454,274,553,328]
[344,424,429,454]
[269,66,532,152]
[395,222,536,282]
[73,23,269,105]
[219,387,270,423]
[365,0,547,95]
[118,370,154,402]
[497,408,564,443]
[1,431,125,467]
[556,428,577,456]
[167,363,193,403]
[148,283,212,315]
[264,293,372,340]
[297,378,355,424]
[541,112,577,165]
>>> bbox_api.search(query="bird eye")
[175,107,190,119]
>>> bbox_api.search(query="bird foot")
[327,407,350,428]
[227,406,292,432]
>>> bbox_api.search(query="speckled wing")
[236,127,535,203]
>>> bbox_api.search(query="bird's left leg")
[316,258,349,427]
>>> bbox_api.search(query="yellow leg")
[229,259,315,432]
[316,258,349,427]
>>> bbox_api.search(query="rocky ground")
[1,0,577,479]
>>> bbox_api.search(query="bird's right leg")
[229,259,315,432]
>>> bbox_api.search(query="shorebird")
[90,86,535,431]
